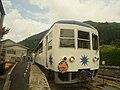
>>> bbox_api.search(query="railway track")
[98,74,120,82]
[48,79,103,90]
[97,74,120,89]
[99,66,120,79]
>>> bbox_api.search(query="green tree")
[2,27,10,35]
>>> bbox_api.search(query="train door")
[46,36,48,68]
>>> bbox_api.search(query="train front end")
[51,21,99,84]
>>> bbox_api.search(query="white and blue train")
[34,20,99,84]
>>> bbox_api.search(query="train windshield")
[78,31,90,49]
[92,34,98,50]
[59,29,98,49]
[60,29,74,47]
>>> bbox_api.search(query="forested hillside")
[84,21,120,47]
[18,21,120,66]
[18,30,49,52]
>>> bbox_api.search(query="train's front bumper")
[54,69,98,84]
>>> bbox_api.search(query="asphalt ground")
[9,61,30,90]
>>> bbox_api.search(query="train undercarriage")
[53,69,98,84]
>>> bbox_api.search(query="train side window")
[92,34,98,50]
[48,40,52,50]
[60,29,74,47]
[48,32,52,50]
[78,31,90,49]
[39,41,43,53]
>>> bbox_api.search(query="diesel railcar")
[35,20,99,84]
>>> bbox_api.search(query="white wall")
[5,45,27,62]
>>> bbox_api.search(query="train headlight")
[62,56,67,61]
[93,57,97,62]
[69,56,75,62]
[93,57,99,62]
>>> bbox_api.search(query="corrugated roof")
[2,39,16,43]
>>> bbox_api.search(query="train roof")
[55,20,95,29]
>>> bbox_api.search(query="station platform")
[29,63,50,90]
[3,61,51,90]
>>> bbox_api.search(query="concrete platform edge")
[3,62,18,90]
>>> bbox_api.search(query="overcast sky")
[2,0,120,42]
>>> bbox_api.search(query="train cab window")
[78,31,90,49]
[92,34,98,50]
[60,29,74,47]
[60,29,74,37]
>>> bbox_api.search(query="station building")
[3,39,29,62]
